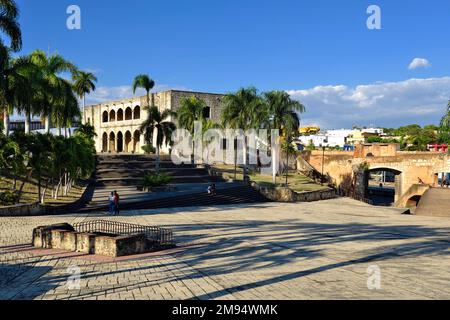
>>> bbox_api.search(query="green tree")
[439,101,450,144]
[140,106,176,172]
[75,123,97,140]
[29,50,78,134]
[0,0,22,56]
[221,87,266,179]
[177,96,207,164]
[72,70,97,122]
[132,74,155,107]
[51,78,80,137]
[0,54,35,135]
[264,90,305,184]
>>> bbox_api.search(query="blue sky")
[12,0,450,128]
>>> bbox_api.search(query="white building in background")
[298,128,384,148]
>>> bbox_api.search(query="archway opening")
[125,131,132,153]
[102,132,108,152]
[125,107,133,121]
[134,106,141,120]
[109,110,116,122]
[117,132,124,153]
[366,168,402,206]
[102,111,109,123]
[117,109,124,121]
[406,195,422,209]
[133,130,141,153]
[109,132,116,153]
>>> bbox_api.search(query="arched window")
[125,131,132,153]
[203,106,211,119]
[133,106,141,120]
[117,131,124,153]
[117,109,124,121]
[110,110,116,122]
[125,107,133,121]
[102,111,109,123]
[102,133,108,152]
[109,132,116,152]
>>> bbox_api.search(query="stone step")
[77,185,270,213]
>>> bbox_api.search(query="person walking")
[114,190,120,215]
[108,192,115,215]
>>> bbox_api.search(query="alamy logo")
[367,5,382,30]
[170,122,281,166]
[66,5,81,30]
[67,265,81,290]
[367,265,382,290]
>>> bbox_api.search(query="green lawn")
[0,176,86,207]
[211,164,328,193]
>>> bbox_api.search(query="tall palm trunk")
[24,112,31,134]
[45,114,51,134]
[3,109,10,136]
[156,145,160,173]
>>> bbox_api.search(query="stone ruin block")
[76,233,96,254]
[94,234,148,257]
[32,221,174,258]
[32,223,75,248]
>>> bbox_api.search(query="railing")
[73,220,174,245]
[335,188,374,205]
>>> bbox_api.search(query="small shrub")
[0,191,19,206]
[142,172,172,188]
[142,145,156,154]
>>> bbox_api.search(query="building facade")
[83,90,224,154]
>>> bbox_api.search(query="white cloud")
[85,84,192,105]
[408,58,431,70]
[287,77,450,129]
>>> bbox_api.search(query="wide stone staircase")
[77,154,270,213]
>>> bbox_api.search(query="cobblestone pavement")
[1,198,450,300]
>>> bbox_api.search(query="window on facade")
[102,111,109,123]
[203,106,211,119]
[134,106,141,120]
[125,107,133,121]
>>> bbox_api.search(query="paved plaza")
[1,198,450,300]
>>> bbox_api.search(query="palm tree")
[29,50,78,133]
[221,87,265,179]
[51,79,80,137]
[0,0,22,54]
[132,74,155,107]
[0,54,35,135]
[75,123,97,140]
[72,70,97,123]
[140,106,176,172]
[201,119,223,165]
[177,96,207,164]
[439,101,450,144]
[264,91,305,184]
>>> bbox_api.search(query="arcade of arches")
[102,130,142,153]
[103,106,141,123]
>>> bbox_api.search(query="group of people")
[108,191,120,215]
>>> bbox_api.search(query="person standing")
[108,192,115,215]
[114,190,120,215]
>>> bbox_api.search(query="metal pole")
[321,146,325,186]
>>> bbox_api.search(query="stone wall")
[251,182,336,203]
[300,148,450,207]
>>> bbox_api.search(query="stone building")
[83,90,224,154]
